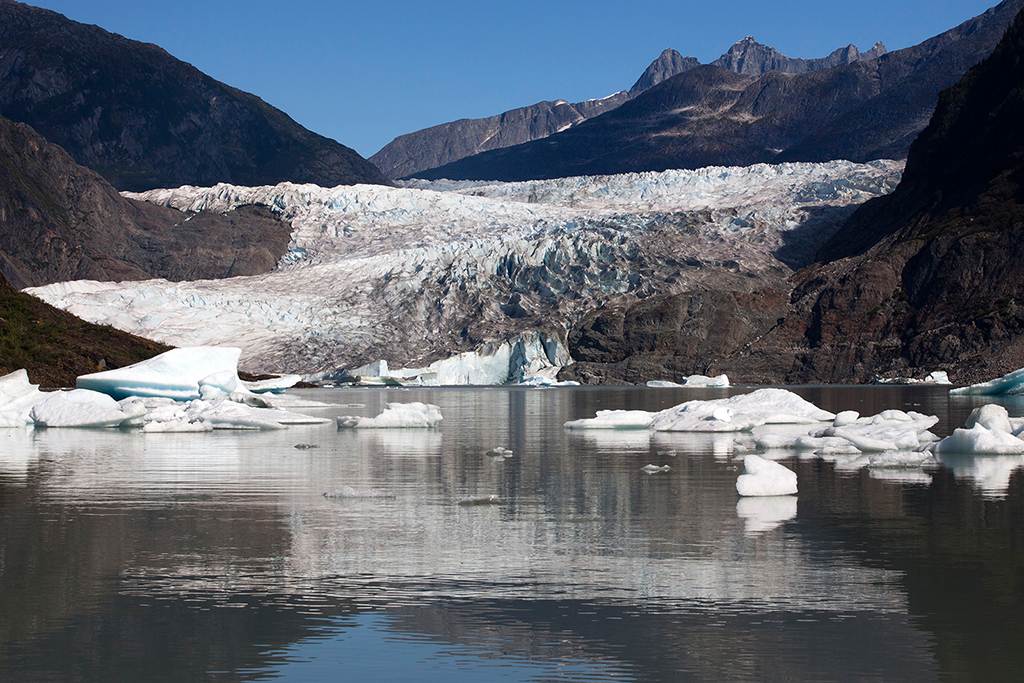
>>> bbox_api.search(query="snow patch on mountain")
[26,161,902,380]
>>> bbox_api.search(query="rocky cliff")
[415,0,1023,182]
[562,5,1024,386]
[0,113,292,289]
[710,36,886,75]
[0,0,389,191]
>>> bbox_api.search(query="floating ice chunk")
[30,389,132,428]
[0,369,44,426]
[646,380,684,388]
[950,367,1024,395]
[241,375,302,393]
[485,447,514,458]
[77,347,243,401]
[965,404,1013,434]
[337,402,443,429]
[641,464,671,473]
[927,371,952,385]
[457,494,504,505]
[682,374,730,387]
[650,388,833,433]
[735,454,798,496]
[926,424,1024,455]
[564,409,655,429]
[323,486,395,499]
[736,495,797,534]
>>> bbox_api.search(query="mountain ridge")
[0,0,390,191]
[413,0,1023,182]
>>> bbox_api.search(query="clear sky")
[23,0,1002,158]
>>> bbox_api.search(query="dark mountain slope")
[0,0,389,191]
[418,0,1023,182]
[0,271,170,388]
[373,38,884,180]
[0,113,292,289]
[560,5,1024,385]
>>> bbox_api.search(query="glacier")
[24,160,902,381]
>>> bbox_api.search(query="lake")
[2,385,1023,681]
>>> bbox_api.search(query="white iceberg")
[564,409,656,430]
[646,374,729,388]
[649,389,833,432]
[30,389,133,428]
[951,367,1024,395]
[926,424,1024,455]
[0,369,44,427]
[337,402,443,429]
[77,346,244,401]
[735,454,798,496]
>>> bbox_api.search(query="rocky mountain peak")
[711,36,887,75]
[628,48,701,95]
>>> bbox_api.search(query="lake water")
[2,385,1024,681]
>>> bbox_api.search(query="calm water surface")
[2,385,1024,681]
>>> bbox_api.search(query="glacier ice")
[25,160,902,380]
[29,389,135,428]
[735,455,798,496]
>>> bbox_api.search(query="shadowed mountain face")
[415,0,1023,183]
[371,38,886,181]
[0,113,292,289]
[561,5,1024,386]
[0,0,390,191]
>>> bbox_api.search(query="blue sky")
[27,0,1001,157]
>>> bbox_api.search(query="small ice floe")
[241,375,302,393]
[457,494,505,506]
[323,485,394,499]
[735,454,798,496]
[641,464,671,473]
[294,443,320,449]
[736,495,797,534]
[646,380,684,388]
[564,409,656,430]
[873,371,951,385]
[337,402,442,429]
[649,388,834,433]
[809,410,939,452]
[485,447,513,459]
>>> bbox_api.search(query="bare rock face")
[628,49,701,95]
[0,0,389,191]
[0,113,291,288]
[710,36,886,75]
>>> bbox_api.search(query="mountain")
[0,113,292,289]
[710,36,886,75]
[0,0,389,191]
[413,0,1023,182]
[371,39,883,181]
[627,49,702,95]
[562,4,1024,386]
[368,94,630,181]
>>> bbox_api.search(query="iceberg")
[951,367,1024,395]
[0,369,44,427]
[29,389,134,428]
[926,425,1024,455]
[337,402,443,429]
[77,347,244,401]
[735,454,798,496]
[649,388,834,432]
